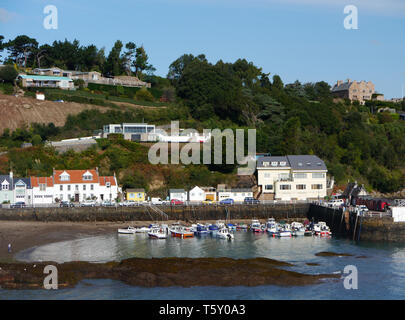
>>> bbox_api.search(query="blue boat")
[195,224,209,235]
[227,223,236,231]
[208,224,219,233]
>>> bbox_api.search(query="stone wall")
[0,203,309,222]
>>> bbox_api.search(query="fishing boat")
[117,226,137,234]
[266,219,278,236]
[215,227,234,240]
[195,224,210,235]
[276,224,292,237]
[148,227,167,239]
[291,222,306,236]
[169,225,194,238]
[236,223,248,231]
[251,219,264,233]
[313,222,332,237]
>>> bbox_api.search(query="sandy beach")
[0,220,169,262]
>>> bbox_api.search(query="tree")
[122,42,136,75]
[0,35,4,62]
[167,54,207,85]
[0,65,18,83]
[104,40,123,76]
[272,75,284,90]
[133,46,154,78]
[5,35,38,67]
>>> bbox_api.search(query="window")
[312,173,325,179]
[91,184,94,191]
[311,184,323,190]
[296,184,306,190]
[280,185,291,190]
[294,173,307,179]
[264,173,271,178]
[106,182,111,188]
[75,185,79,191]
[83,174,92,181]
[60,173,70,181]
[1,183,9,190]
[83,185,86,191]
[68,185,71,191]
[39,184,46,191]
[265,185,273,190]
[60,185,63,191]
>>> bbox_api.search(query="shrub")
[0,65,18,83]
[135,87,154,102]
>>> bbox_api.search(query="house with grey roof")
[331,79,375,105]
[0,172,33,205]
[256,155,328,201]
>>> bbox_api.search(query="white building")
[30,169,119,204]
[257,155,327,201]
[217,188,253,203]
[188,186,206,202]
[169,189,187,202]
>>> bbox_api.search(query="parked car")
[80,200,97,207]
[170,199,184,205]
[119,200,137,207]
[151,198,169,205]
[60,201,74,208]
[101,200,116,207]
[10,202,26,209]
[244,197,260,205]
[219,198,234,205]
[202,199,215,205]
[356,205,369,214]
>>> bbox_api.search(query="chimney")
[9,171,13,179]
[346,78,351,83]
[337,80,343,86]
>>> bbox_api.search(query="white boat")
[148,227,167,239]
[291,222,306,236]
[251,219,263,233]
[313,222,332,237]
[266,218,278,236]
[215,227,234,240]
[118,226,137,234]
[276,224,292,237]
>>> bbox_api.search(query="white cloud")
[0,8,13,23]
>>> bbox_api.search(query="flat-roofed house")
[257,155,327,201]
[169,189,187,202]
[18,75,74,90]
[33,67,72,78]
[126,188,146,202]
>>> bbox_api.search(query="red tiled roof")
[99,176,117,186]
[30,176,54,187]
[53,169,99,184]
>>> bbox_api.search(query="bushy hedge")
[87,83,162,99]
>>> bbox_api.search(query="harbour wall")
[308,204,405,242]
[0,203,309,222]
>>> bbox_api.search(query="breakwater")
[308,204,405,242]
[0,203,309,222]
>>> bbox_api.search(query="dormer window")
[280,161,286,166]
[60,171,70,181]
[271,162,278,166]
[82,171,93,181]
[106,182,111,188]
[1,180,9,190]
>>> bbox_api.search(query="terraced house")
[256,155,328,201]
[30,169,119,204]
[0,172,32,205]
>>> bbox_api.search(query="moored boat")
[148,227,167,239]
[251,219,264,233]
[313,222,332,237]
[118,226,137,234]
[291,222,306,236]
[169,225,194,238]
[215,227,234,240]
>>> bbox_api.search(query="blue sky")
[1,0,404,98]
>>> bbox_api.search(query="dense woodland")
[1,35,405,194]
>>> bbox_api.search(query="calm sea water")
[2,231,405,299]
